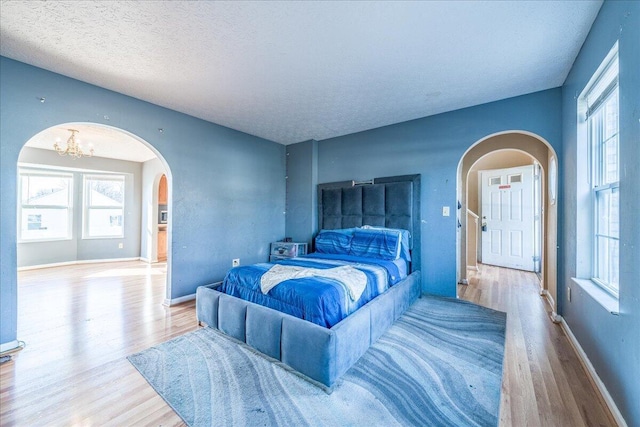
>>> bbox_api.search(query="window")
[489,176,501,186]
[584,48,619,296]
[508,174,522,184]
[19,170,73,241]
[83,175,125,238]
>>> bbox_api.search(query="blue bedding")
[219,254,407,328]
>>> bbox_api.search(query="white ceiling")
[25,124,157,163]
[1,1,602,146]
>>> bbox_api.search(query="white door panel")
[510,230,523,257]
[509,190,522,221]
[490,191,501,220]
[480,165,535,271]
[490,230,501,254]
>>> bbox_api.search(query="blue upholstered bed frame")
[196,174,421,389]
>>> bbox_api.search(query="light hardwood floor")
[1,261,194,426]
[1,261,615,426]
[460,264,615,427]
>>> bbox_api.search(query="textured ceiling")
[1,1,602,145]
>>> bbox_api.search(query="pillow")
[314,230,353,255]
[349,228,402,260]
[361,226,411,262]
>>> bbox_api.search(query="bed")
[196,174,421,390]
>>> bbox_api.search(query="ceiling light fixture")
[53,129,94,159]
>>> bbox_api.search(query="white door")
[480,165,535,271]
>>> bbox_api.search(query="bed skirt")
[195,270,421,390]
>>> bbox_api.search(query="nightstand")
[269,241,307,262]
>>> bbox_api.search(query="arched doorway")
[16,122,173,299]
[457,131,559,320]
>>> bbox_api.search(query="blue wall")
[561,1,640,425]
[285,140,318,246]
[287,89,562,297]
[0,57,286,347]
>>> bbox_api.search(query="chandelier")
[53,129,94,159]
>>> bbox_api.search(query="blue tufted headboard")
[317,174,421,272]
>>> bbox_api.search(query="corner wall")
[285,140,318,246]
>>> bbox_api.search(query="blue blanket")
[219,254,405,328]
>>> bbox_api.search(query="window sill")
[571,278,619,315]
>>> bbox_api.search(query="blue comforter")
[219,254,406,328]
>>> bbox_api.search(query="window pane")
[610,238,619,292]
[596,236,619,293]
[590,88,619,187]
[20,208,70,240]
[87,208,123,237]
[603,134,618,184]
[596,188,619,239]
[87,178,124,207]
[21,175,71,206]
[596,190,609,236]
[609,187,619,238]
[603,88,619,141]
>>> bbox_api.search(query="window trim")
[18,169,74,243]
[576,42,620,300]
[82,174,126,239]
[589,85,619,297]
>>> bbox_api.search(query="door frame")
[456,131,560,321]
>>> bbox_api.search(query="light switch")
[442,206,450,217]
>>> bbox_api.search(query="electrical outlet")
[118,243,123,249]
[232,258,240,267]
[442,206,450,217]
[567,286,571,302]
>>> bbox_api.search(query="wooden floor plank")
[0,261,616,426]
[463,264,616,427]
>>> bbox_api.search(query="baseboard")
[0,340,20,353]
[539,289,560,322]
[18,257,142,271]
[76,257,141,265]
[140,257,161,264]
[466,265,479,271]
[543,290,555,311]
[559,317,628,427]
[163,292,196,307]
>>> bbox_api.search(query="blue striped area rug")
[128,296,506,427]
